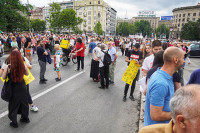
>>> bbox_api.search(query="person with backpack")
[93,44,110,89]
[108,42,117,84]
[123,43,143,102]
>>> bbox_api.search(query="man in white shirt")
[142,40,163,76]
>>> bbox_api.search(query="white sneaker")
[30,105,39,112]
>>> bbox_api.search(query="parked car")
[189,43,200,57]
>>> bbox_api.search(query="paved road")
[0,50,141,133]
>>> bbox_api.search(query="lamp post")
[75,6,81,38]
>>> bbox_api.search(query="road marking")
[0,71,85,119]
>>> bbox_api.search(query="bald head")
[170,85,200,122]
[163,47,184,63]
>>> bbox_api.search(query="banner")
[60,40,70,49]
[122,60,140,85]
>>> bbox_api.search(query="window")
[182,18,185,22]
[193,13,196,16]
[94,6,96,10]
[88,16,91,20]
[79,12,82,15]
[88,26,91,30]
[179,14,181,17]
[88,21,91,25]
[98,1,100,4]
[182,23,184,27]
[188,13,190,17]
[179,19,181,22]
[187,18,190,22]
[88,6,92,10]
[178,24,180,27]
[192,18,196,21]
[89,2,91,4]
[183,14,185,17]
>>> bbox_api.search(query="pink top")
[31,39,36,46]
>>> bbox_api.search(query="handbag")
[1,71,12,102]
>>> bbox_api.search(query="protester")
[143,44,152,59]
[144,47,185,126]
[88,39,96,59]
[108,42,117,84]
[125,41,129,56]
[54,44,62,81]
[187,68,200,84]
[15,34,21,49]
[186,43,191,64]
[94,44,109,89]
[36,40,48,84]
[2,50,29,128]
[120,40,125,56]
[123,43,143,102]
[90,44,100,82]
[11,36,18,47]
[24,33,32,63]
[140,84,200,133]
[143,50,181,95]
[142,40,162,76]
[74,38,85,71]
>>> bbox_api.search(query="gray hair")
[170,85,200,123]
[100,44,105,50]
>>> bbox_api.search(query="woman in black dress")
[2,51,29,128]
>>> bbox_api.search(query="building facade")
[74,0,117,35]
[171,3,200,39]
[30,7,44,20]
[158,20,173,28]
[132,16,160,30]
[116,17,133,26]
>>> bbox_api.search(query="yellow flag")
[60,40,70,49]
[122,60,140,85]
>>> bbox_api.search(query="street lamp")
[75,6,81,38]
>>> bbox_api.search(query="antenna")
[125,10,128,19]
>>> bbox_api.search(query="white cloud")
[20,0,199,18]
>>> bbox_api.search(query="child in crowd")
[11,36,18,47]
[54,44,62,82]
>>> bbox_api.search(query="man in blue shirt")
[108,42,117,84]
[144,47,185,126]
[187,69,200,84]
[89,39,96,58]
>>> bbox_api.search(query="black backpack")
[102,50,112,66]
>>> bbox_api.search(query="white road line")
[0,71,85,119]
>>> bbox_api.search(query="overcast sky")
[20,0,199,18]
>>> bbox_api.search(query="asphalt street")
[0,49,141,133]
[0,49,199,133]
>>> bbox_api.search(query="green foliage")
[0,0,30,32]
[181,19,200,41]
[156,23,169,39]
[49,4,83,33]
[94,22,103,35]
[31,19,46,32]
[134,20,152,37]
[49,2,62,31]
[116,22,134,36]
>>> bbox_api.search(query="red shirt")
[76,42,85,57]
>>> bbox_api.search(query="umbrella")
[0,30,2,34]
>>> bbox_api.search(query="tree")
[31,19,46,32]
[116,22,135,36]
[49,2,62,31]
[134,20,152,37]
[94,22,103,35]
[0,0,30,32]
[156,23,170,39]
[181,21,199,40]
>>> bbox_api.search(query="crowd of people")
[0,32,199,131]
